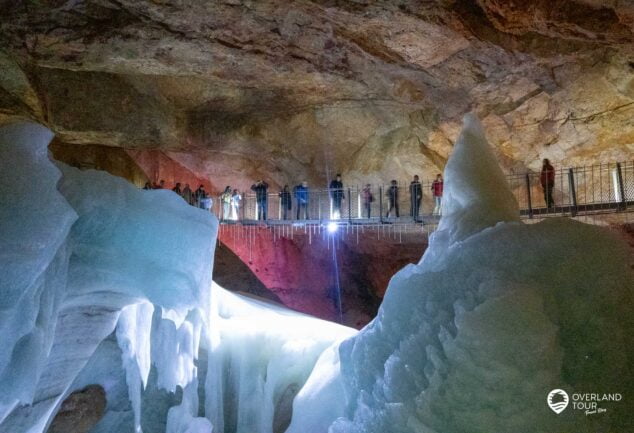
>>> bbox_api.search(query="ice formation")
[294,114,634,433]
[1,115,632,433]
[0,122,353,433]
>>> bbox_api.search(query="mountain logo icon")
[547,389,569,414]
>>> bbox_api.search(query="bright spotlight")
[327,221,338,233]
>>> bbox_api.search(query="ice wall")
[0,123,77,421]
[0,122,217,433]
[292,114,634,433]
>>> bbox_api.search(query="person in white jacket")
[231,189,242,220]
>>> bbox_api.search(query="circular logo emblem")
[547,389,569,414]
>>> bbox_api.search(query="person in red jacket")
[431,174,443,215]
[540,158,555,208]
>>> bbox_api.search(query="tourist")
[194,184,206,207]
[294,181,309,220]
[279,185,292,220]
[172,182,182,195]
[409,175,422,220]
[220,186,232,221]
[540,158,555,209]
[251,180,269,220]
[200,192,213,213]
[182,183,193,205]
[231,189,242,220]
[143,182,152,190]
[329,174,344,219]
[386,180,399,218]
[362,184,373,218]
[431,174,443,215]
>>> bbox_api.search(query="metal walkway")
[214,160,634,231]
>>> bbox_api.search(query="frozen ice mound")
[297,114,634,433]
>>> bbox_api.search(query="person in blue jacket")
[294,181,310,220]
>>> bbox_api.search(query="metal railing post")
[379,186,383,223]
[347,187,352,223]
[616,162,626,210]
[568,168,577,217]
[525,174,533,219]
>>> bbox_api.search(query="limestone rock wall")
[1,0,632,188]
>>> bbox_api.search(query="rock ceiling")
[1,0,633,190]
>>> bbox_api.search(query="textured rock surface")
[217,226,426,327]
[47,385,106,433]
[0,0,632,190]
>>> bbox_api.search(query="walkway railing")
[214,160,634,225]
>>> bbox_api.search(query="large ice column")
[292,114,634,433]
[0,123,77,419]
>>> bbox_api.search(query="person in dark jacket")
[329,174,344,219]
[194,184,206,207]
[540,158,555,209]
[172,182,182,195]
[279,185,292,220]
[294,181,309,220]
[362,184,374,218]
[431,174,443,215]
[182,183,193,205]
[386,180,399,218]
[251,180,269,220]
[409,175,422,220]
[143,182,152,190]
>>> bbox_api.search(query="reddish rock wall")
[218,225,427,327]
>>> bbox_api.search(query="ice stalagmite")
[292,114,634,433]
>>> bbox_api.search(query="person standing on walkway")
[279,185,292,220]
[294,181,310,220]
[200,193,213,213]
[172,182,182,195]
[386,180,399,218]
[231,189,242,220]
[540,158,555,209]
[143,182,152,190]
[182,183,193,205]
[220,186,232,221]
[431,174,443,215]
[362,184,374,218]
[329,174,344,219]
[251,180,269,220]
[194,184,206,207]
[409,175,422,221]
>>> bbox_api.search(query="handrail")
[201,160,634,223]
